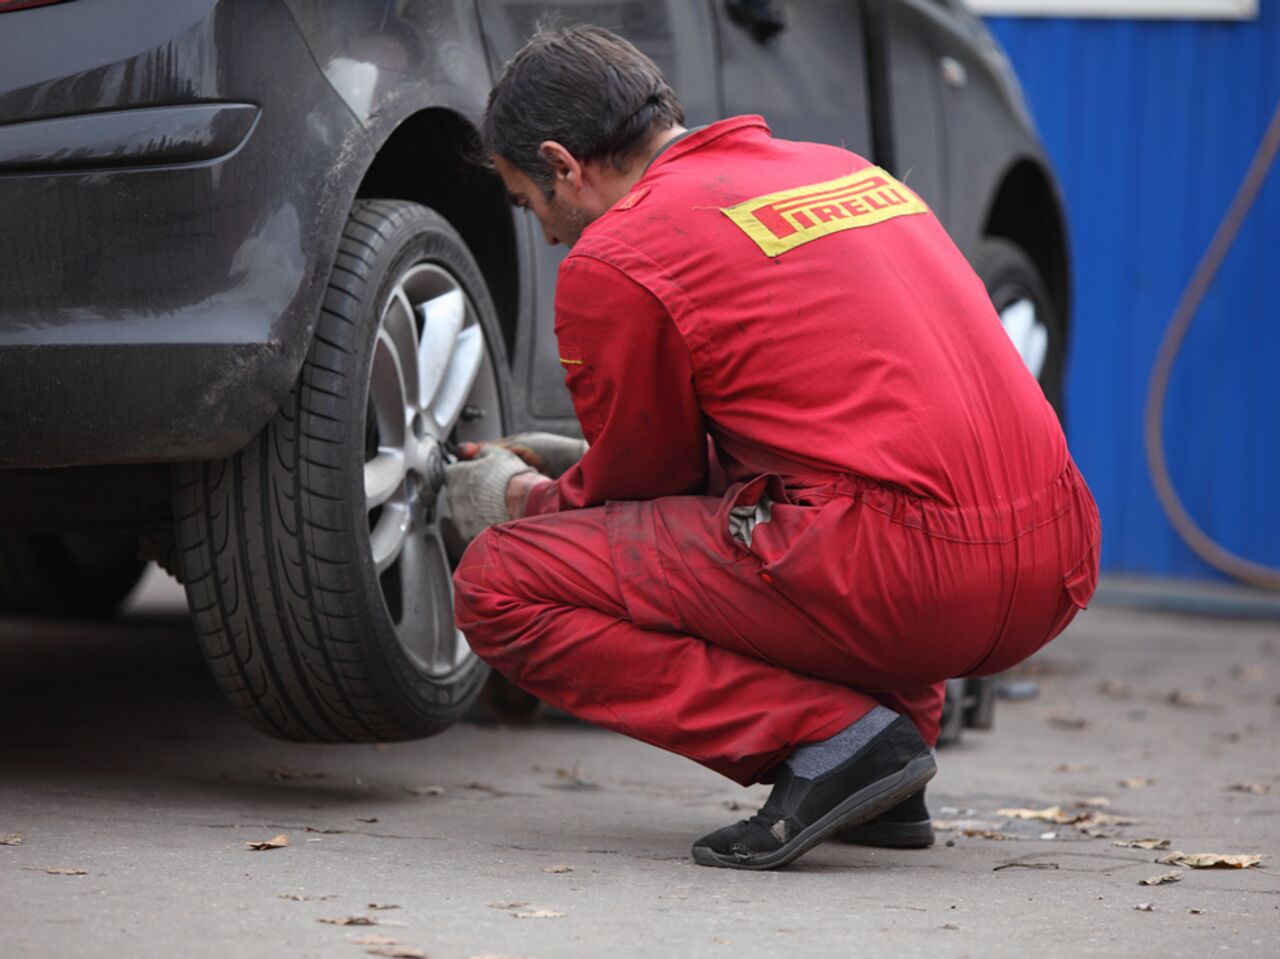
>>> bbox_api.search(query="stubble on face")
[493,154,599,248]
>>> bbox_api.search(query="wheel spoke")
[393,525,435,657]
[384,287,421,408]
[432,325,486,435]
[369,503,410,575]
[393,524,463,670]
[369,329,409,449]
[417,289,466,413]
[364,450,405,510]
[426,526,465,669]
[999,299,1048,380]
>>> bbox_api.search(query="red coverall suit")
[454,116,1100,786]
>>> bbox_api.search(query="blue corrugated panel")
[987,6,1280,579]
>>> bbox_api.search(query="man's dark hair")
[481,24,684,197]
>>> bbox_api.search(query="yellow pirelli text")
[721,166,928,257]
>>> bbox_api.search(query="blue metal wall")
[986,4,1280,579]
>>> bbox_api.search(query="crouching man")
[445,24,1100,870]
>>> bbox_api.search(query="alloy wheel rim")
[999,295,1049,381]
[362,262,502,677]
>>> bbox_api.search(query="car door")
[713,0,873,159]
[475,0,719,427]
[874,0,958,231]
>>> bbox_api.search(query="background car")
[0,0,1068,744]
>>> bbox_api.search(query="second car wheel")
[175,200,508,742]
[970,237,1066,421]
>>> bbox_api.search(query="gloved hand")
[493,432,588,479]
[444,445,535,542]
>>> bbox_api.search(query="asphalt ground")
[1,568,1277,958]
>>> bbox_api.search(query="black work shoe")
[691,715,936,870]
[834,788,935,848]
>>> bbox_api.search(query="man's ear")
[539,141,582,190]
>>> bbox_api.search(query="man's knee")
[452,526,512,658]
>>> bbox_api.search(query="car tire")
[0,532,145,618]
[962,676,997,730]
[970,237,1065,421]
[936,677,967,747]
[174,200,508,742]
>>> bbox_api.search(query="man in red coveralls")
[446,25,1100,870]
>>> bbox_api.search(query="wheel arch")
[981,158,1071,346]
[355,108,520,362]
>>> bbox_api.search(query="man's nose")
[540,222,560,247]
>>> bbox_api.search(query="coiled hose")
[1143,98,1280,590]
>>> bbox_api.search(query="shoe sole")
[834,819,936,849]
[690,749,937,871]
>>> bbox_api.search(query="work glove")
[484,432,588,479]
[443,446,535,543]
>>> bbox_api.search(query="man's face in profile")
[494,154,596,248]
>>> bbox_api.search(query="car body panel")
[0,0,1068,476]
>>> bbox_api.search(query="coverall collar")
[639,115,771,179]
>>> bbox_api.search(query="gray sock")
[784,706,899,779]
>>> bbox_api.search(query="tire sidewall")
[974,238,1066,421]
[311,203,509,718]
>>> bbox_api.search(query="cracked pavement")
[1,571,1277,958]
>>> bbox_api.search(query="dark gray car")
[0,0,1069,742]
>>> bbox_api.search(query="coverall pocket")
[1046,534,1101,644]
[720,475,788,554]
[1062,543,1099,611]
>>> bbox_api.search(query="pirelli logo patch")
[721,166,927,257]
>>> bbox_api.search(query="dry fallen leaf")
[468,954,536,959]
[1134,903,1153,912]
[1139,871,1182,886]
[367,903,401,911]
[542,864,573,873]
[1230,664,1266,682]
[1226,783,1271,795]
[1189,908,1206,915]
[349,935,402,946]
[962,829,1017,841]
[996,805,1136,829]
[305,826,344,834]
[366,948,426,959]
[998,805,1070,823]
[1158,851,1263,869]
[513,909,566,919]
[1053,762,1094,773]
[1099,679,1132,699]
[45,867,87,876]
[1,833,23,845]
[723,800,748,811]
[1120,777,1154,789]
[1167,689,1206,707]
[356,817,379,824]
[486,901,527,910]
[993,861,1059,871]
[1046,714,1091,731]
[402,785,445,797]
[318,916,377,926]
[1078,826,1118,839]
[279,894,338,902]
[246,834,289,851]
[273,767,326,781]
[548,762,599,791]
[1075,796,1111,809]
[1114,839,1171,850]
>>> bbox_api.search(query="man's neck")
[599,124,688,207]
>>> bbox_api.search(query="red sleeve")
[523,254,707,515]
